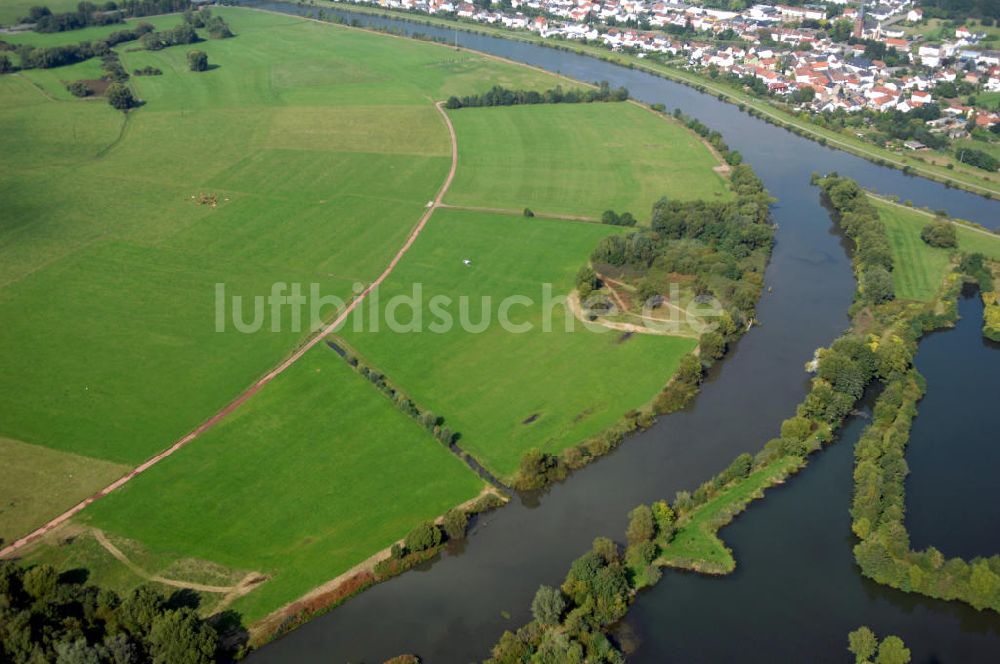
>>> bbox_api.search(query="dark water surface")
[238,3,1000,661]
[905,290,1000,560]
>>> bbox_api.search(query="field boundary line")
[436,202,599,223]
[0,100,460,560]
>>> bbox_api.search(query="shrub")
[920,220,957,248]
[442,508,468,541]
[187,49,208,72]
[404,522,441,552]
[530,585,565,626]
[105,82,135,110]
[66,80,92,97]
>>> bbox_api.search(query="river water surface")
[240,4,1000,661]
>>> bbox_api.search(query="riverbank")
[481,173,998,660]
[315,0,1000,200]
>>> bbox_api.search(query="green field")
[444,102,731,218]
[2,6,727,623]
[82,347,484,621]
[0,7,557,470]
[874,199,1000,301]
[0,438,128,546]
[342,208,698,477]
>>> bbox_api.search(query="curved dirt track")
[0,101,459,559]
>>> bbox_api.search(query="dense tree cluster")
[590,163,772,318]
[920,220,957,248]
[444,81,628,109]
[101,52,129,82]
[956,147,999,172]
[106,81,136,110]
[13,22,152,70]
[920,0,999,20]
[487,537,637,663]
[0,561,221,664]
[600,210,636,227]
[28,3,123,33]
[141,23,198,50]
[22,0,193,30]
[959,253,995,293]
[133,65,162,76]
[848,626,911,664]
[187,49,208,71]
[817,175,895,304]
[183,8,233,39]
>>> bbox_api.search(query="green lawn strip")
[872,198,1000,302]
[656,455,803,574]
[321,1,1000,198]
[82,346,485,622]
[342,208,697,479]
[0,438,129,546]
[444,102,730,218]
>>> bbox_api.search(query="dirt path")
[567,291,696,337]
[92,528,242,593]
[0,101,460,560]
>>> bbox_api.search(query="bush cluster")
[920,220,957,248]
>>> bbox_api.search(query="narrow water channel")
[240,3,1000,661]
[906,289,1000,560]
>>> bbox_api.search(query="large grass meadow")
[82,347,484,621]
[2,6,726,621]
[444,102,731,218]
[0,8,556,496]
[874,199,1000,301]
[341,208,698,477]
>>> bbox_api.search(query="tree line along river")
[239,3,1000,660]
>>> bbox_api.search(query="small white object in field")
[463,259,471,265]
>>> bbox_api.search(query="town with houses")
[350,0,1000,162]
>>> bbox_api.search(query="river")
[240,3,1000,661]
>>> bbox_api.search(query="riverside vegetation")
[485,173,999,661]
